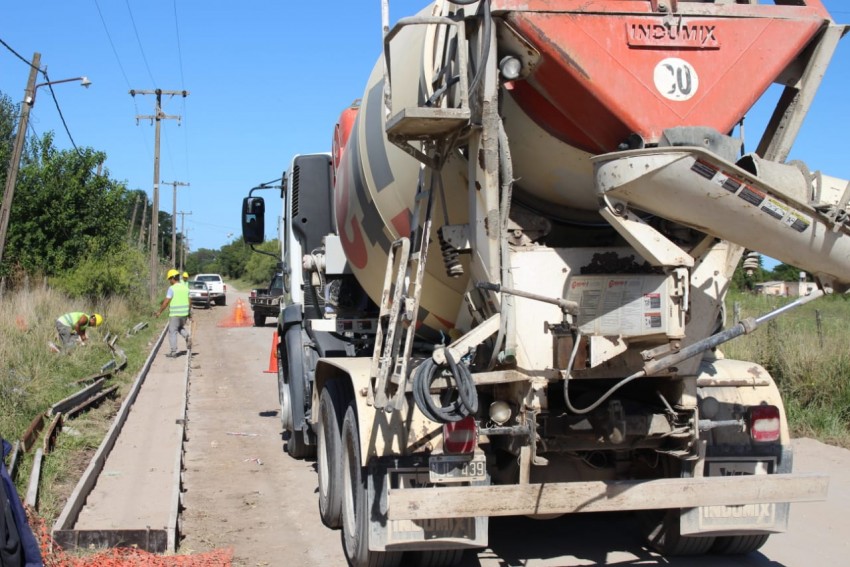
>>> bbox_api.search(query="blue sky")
[2,1,849,265]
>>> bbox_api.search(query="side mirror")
[242,196,265,244]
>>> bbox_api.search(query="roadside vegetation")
[0,283,160,521]
[2,83,848,545]
[722,290,850,448]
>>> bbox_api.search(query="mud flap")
[367,462,488,552]
[680,453,791,536]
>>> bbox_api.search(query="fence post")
[815,309,824,348]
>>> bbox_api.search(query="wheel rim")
[318,413,329,500]
[342,426,356,547]
[279,376,293,430]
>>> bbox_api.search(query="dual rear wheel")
[318,384,465,567]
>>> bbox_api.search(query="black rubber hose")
[412,352,479,423]
[444,349,478,415]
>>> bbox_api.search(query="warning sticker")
[691,155,810,234]
[784,215,810,233]
[644,293,661,310]
[761,198,786,220]
[721,176,742,194]
[691,159,717,180]
[644,313,662,328]
[738,186,765,207]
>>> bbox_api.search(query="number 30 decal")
[654,57,699,101]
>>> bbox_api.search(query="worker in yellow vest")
[155,269,192,358]
[55,312,103,351]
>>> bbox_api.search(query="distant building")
[754,281,817,296]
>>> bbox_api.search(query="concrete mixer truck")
[241,1,846,565]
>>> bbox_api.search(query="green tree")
[243,239,281,284]
[216,240,252,279]
[0,93,16,184]
[185,248,219,275]
[5,133,130,275]
[770,263,809,282]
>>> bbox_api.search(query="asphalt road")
[177,290,850,566]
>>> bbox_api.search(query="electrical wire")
[125,0,158,87]
[92,0,153,164]
[92,0,134,90]
[0,37,39,70]
[172,0,191,181]
[41,70,79,152]
[562,329,645,415]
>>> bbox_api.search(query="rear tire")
[318,381,345,528]
[341,403,403,567]
[639,510,715,556]
[405,549,466,567]
[253,312,265,327]
[711,534,770,555]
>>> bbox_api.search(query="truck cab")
[243,153,376,457]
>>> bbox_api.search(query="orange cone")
[264,331,279,374]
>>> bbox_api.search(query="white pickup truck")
[193,273,227,306]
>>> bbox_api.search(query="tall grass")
[1,283,160,521]
[723,291,850,447]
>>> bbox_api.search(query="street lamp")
[0,51,90,266]
[29,76,91,104]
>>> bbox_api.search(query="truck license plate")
[429,454,486,484]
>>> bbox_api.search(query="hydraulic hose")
[413,349,479,423]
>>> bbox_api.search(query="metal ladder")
[370,3,473,411]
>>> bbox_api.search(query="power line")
[125,0,157,87]
[2,37,83,152]
[92,0,133,90]
[172,0,191,181]
[172,0,187,89]
[42,70,80,152]
[0,37,40,70]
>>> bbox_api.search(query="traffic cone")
[264,331,278,374]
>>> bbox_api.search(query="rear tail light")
[224,284,227,292]
[250,290,256,299]
[443,416,477,454]
[748,405,781,443]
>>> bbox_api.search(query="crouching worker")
[155,269,192,357]
[55,312,103,351]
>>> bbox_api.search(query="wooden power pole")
[0,52,40,266]
[130,88,189,300]
[177,210,192,273]
[162,180,189,267]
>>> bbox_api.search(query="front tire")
[286,429,311,459]
[341,403,402,567]
[318,381,346,528]
[282,324,315,459]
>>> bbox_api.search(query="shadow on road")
[458,513,786,567]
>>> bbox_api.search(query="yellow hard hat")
[90,313,104,327]
[166,269,180,280]
[183,272,189,280]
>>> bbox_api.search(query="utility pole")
[183,228,190,274]
[0,53,40,266]
[128,193,140,242]
[130,88,189,301]
[138,196,148,249]
[162,180,189,266]
[177,210,192,273]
